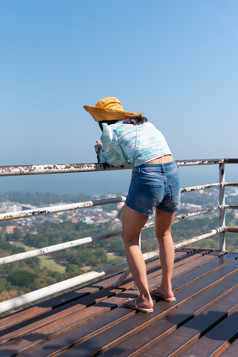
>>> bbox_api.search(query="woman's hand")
[94,140,102,155]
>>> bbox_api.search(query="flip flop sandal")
[151,290,176,302]
[124,297,153,313]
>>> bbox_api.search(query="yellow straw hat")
[83,97,142,122]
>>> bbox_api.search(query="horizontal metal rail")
[224,182,238,187]
[0,259,128,314]
[0,230,122,265]
[224,205,238,210]
[175,206,219,221]
[0,218,161,265]
[0,196,126,222]
[144,206,220,231]
[181,183,220,193]
[173,226,225,250]
[177,158,238,166]
[0,163,130,177]
[0,158,238,177]
[225,226,238,233]
[181,182,238,193]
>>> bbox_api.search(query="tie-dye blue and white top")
[99,121,172,167]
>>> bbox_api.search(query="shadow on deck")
[0,247,238,357]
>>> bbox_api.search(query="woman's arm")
[94,141,102,163]
[97,124,129,166]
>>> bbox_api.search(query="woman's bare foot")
[124,295,154,313]
[136,294,154,309]
[151,287,176,302]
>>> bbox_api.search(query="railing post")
[219,162,226,251]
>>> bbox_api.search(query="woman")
[84,97,180,313]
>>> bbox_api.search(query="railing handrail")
[0,158,238,177]
[0,196,126,222]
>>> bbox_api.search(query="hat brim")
[84,105,142,122]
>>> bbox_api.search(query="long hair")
[123,116,147,125]
[98,116,147,130]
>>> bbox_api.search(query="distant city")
[1,187,237,236]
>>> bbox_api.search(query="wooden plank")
[0,288,140,357]
[0,286,124,351]
[0,286,97,331]
[0,294,114,346]
[219,338,238,356]
[135,287,238,357]
[55,260,238,356]
[182,311,238,357]
[0,305,52,332]
[0,286,120,341]
[98,277,238,356]
[18,300,137,357]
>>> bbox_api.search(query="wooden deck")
[0,247,237,357]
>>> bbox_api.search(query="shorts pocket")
[137,169,163,188]
[138,175,163,188]
[166,165,180,180]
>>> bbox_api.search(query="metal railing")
[0,158,237,314]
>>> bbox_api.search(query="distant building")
[5,226,17,234]
[70,217,78,223]
[7,203,22,212]
[82,217,94,224]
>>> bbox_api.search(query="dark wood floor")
[0,247,237,357]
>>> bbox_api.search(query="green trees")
[7,270,38,289]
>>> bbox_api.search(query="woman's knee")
[122,230,140,246]
[155,209,175,240]
[155,230,172,241]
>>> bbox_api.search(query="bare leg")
[153,209,175,298]
[122,204,153,308]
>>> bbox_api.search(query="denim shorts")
[126,161,181,216]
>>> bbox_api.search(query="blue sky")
[0,0,237,194]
